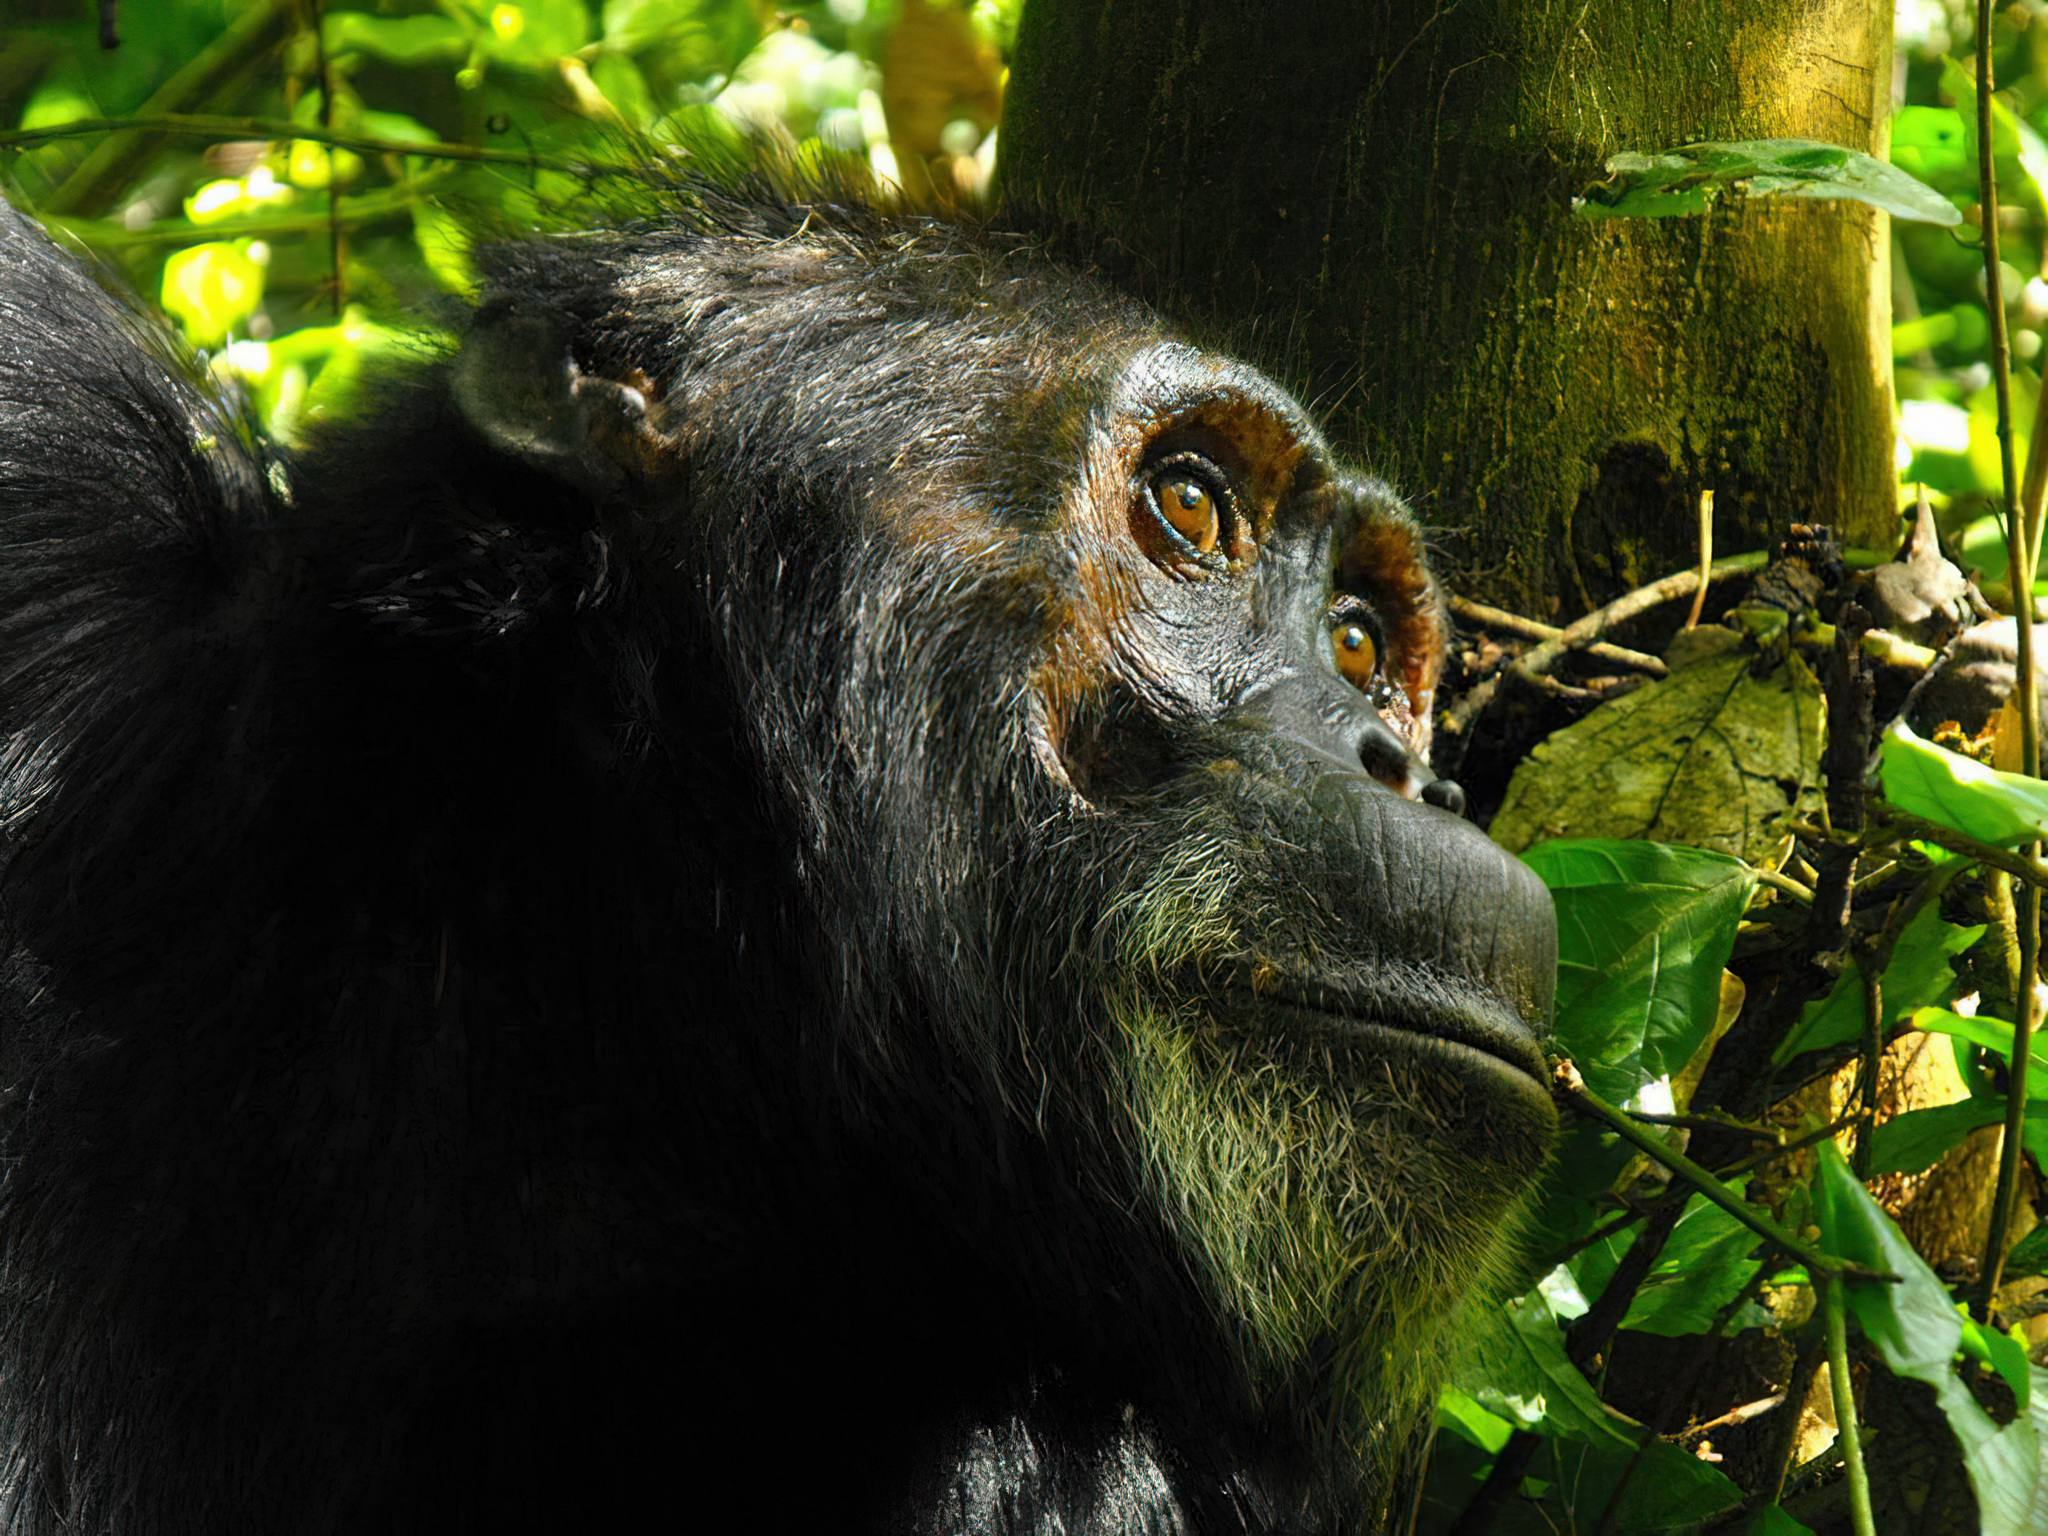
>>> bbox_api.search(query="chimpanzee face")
[467,207,1558,1397]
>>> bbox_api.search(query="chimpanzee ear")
[451,301,679,497]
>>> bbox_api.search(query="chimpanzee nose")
[1421,777,1467,817]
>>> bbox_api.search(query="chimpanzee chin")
[0,165,1555,1535]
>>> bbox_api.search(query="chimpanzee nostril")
[1421,777,1467,817]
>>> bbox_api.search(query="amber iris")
[1332,621,1379,687]
[1154,472,1219,552]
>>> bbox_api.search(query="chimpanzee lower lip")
[1225,975,1551,1087]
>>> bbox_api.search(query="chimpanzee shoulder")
[0,165,1556,1535]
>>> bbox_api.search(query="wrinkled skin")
[0,179,1555,1534]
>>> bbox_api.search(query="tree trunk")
[1001,1,1897,613]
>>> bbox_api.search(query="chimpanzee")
[0,169,1557,1535]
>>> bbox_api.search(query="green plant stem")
[1869,807,2048,888]
[1972,0,2045,1324]
[45,173,447,249]
[1822,1274,1876,1536]
[1554,1063,1897,1284]
[0,115,648,179]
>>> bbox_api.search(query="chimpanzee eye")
[1329,604,1383,690]
[1145,454,1233,558]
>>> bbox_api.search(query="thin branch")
[1823,1274,1877,1536]
[1507,551,1769,691]
[0,114,650,179]
[1554,1062,1897,1284]
[1446,594,1667,675]
[1975,0,2047,1324]
[1684,489,1714,629]
[1869,806,2048,888]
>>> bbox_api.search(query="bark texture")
[1002,1,1897,611]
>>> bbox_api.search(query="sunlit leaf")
[1880,722,2048,846]
[1575,138,1960,225]
[1521,840,1754,1104]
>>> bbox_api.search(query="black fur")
[0,179,1556,1534]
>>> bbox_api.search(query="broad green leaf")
[2006,1224,2048,1281]
[1773,899,1984,1064]
[1910,1006,2048,1095]
[1461,1291,1634,1451]
[1880,722,2048,846]
[1520,840,1755,1104]
[1568,1179,1766,1337]
[1812,1145,2048,1536]
[1621,1192,1765,1336]
[1493,630,1822,863]
[1868,1097,2048,1175]
[1745,1508,1816,1536]
[1575,138,1960,226]
[1435,1387,1515,1454]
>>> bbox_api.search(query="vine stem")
[1823,1275,1877,1536]
[1553,1063,1897,1284]
[0,113,650,179]
[1973,0,2044,1324]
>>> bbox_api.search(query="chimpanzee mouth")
[1220,970,1552,1093]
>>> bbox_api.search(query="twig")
[1553,1062,1898,1284]
[1507,551,1769,692]
[1755,868,1815,905]
[1684,489,1715,629]
[1870,806,2048,888]
[1446,595,1667,675]
[1975,0,2046,1325]
[1,114,650,179]
[1628,1109,1783,1142]
[1823,1274,1877,1536]
[44,172,449,248]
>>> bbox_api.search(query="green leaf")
[2007,1224,2048,1281]
[1575,137,1961,226]
[1880,722,2048,846]
[1521,840,1755,1104]
[1773,899,1984,1064]
[1435,1387,1515,1454]
[1620,1192,1766,1336]
[1492,630,1822,863]
[1910,1006,2048,1095]
[1744,1508,1816,1536]
[1812,1145,2048,1536]
[1867,1097,2048,1175]
[1461,1291,1636,1451]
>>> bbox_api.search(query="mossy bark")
[1001,1,1896,612]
